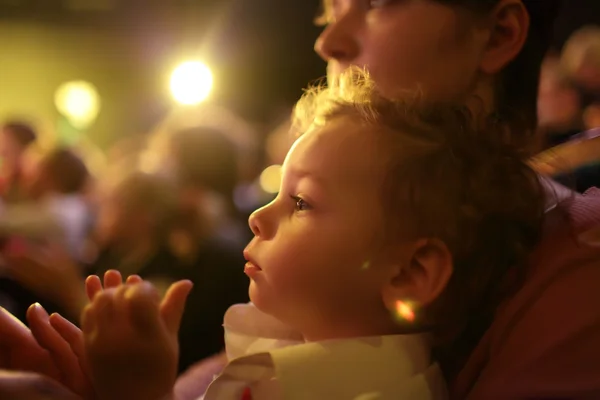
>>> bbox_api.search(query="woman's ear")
[381,238,453,313]
[479,0,529,74]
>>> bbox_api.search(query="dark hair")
[2,121,37,148]
[169,127,239,200]
[112,171,210,260]
[295,68,546,371]
[41,148,89,194]
[433,0,562,153]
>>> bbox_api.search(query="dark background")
[0,0,598,147]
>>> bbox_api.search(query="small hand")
[82,280,192,400]
[85,270,143,301]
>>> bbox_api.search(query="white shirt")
[201,303,447,400]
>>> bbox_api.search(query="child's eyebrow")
[287,168,330,190]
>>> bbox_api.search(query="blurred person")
[537,53,582,139]
[0,121,37,204]
[0,148,91,260]
[143,120,257,254]
[0,148,92,325]
[561,25,600,94]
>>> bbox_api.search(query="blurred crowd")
[0,104,292,374]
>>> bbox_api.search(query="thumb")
[160,280,193,335]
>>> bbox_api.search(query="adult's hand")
[0,306,59,379]
[28,304,94,398]
[0,304,94,398]
[0,370,81,400]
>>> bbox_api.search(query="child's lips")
[244,261,262,276]
[243,249,262,276]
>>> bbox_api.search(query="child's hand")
[85,270,143,301]
[82,280,192,400]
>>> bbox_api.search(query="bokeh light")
[54,80,101,129]
[259,164,282,194]
[395,300,415,323]
[170,61,213,105]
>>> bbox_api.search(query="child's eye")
[290,195,312,212]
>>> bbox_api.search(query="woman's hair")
[316,0,562,153]
[294,68,546,371]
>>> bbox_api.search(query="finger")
[27,305,89,396]
[125,282,162,333]
[48,314,85,364]
[81,290,115,335]
[49,313,92,394]
[80,304,95,336]
[92,290,117,331]
[103,270,122,289]
[85,275,103,301]
[160,280,193,335]
[125,274,143,285]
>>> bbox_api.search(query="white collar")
[209,303,447,400]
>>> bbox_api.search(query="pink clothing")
[452,187,600,399]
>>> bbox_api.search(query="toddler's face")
[245,116,400,340]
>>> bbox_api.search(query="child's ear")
[381,238,453,312]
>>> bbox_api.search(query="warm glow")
[259,164,282,194]
[395,300,415,323]
[54,81,101,129]
[170,61,213,105]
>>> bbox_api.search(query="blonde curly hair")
[293,69,546,356]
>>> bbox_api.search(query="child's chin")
[248,283,270,312]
